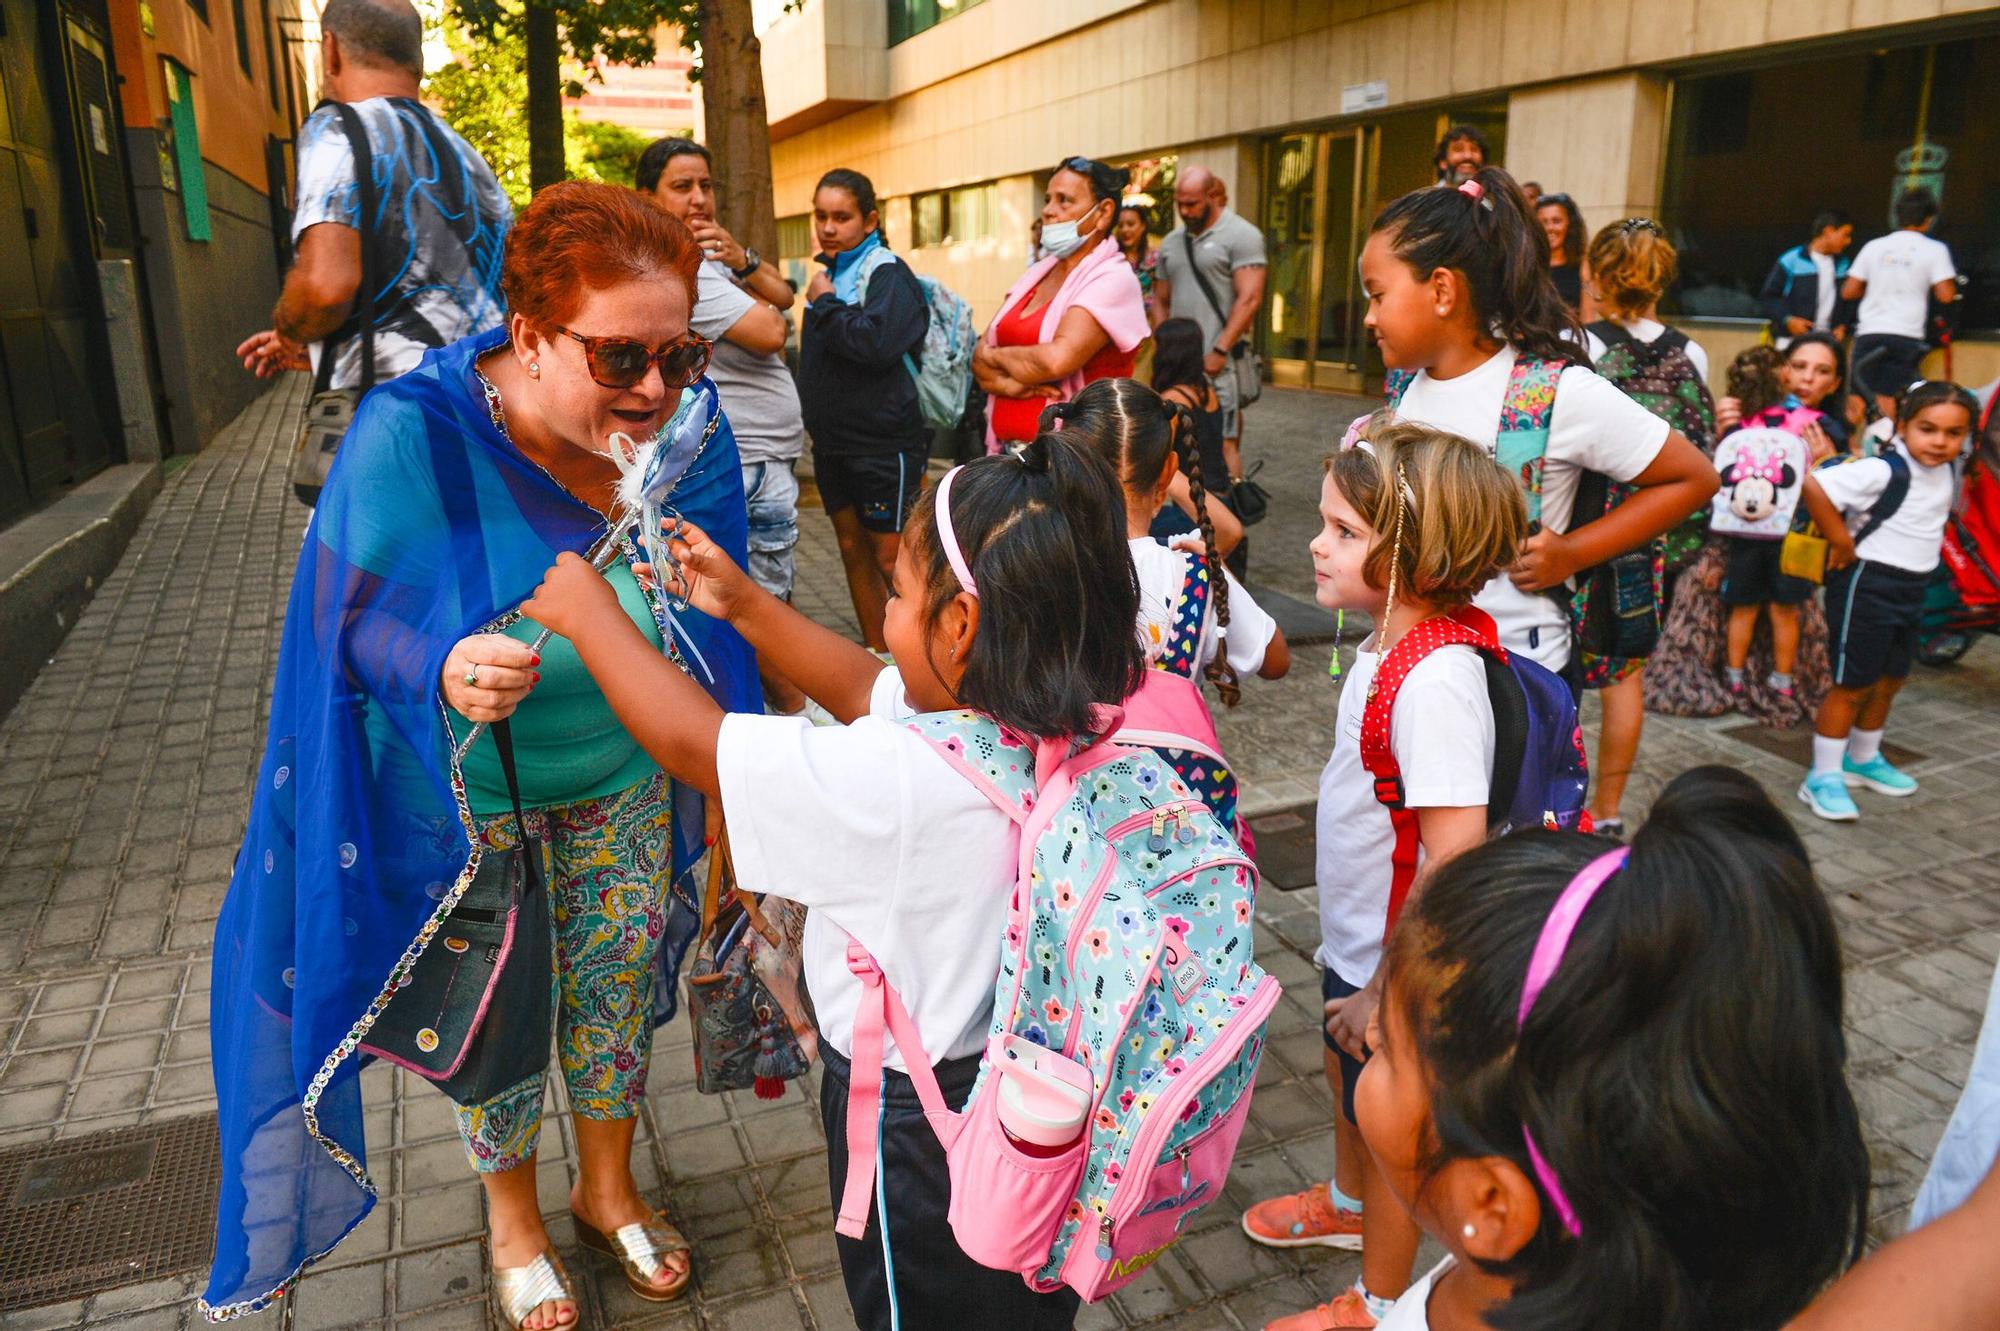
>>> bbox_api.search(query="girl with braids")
[1151,316,1247,572]
[524,431,1148,1331]
[1245,417,1524,1331]
[1046,379,1287,835]
[1371,167,1718,683]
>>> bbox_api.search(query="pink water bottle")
[995,1035,1092,1158]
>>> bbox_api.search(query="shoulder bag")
[1179,228,1264,407]
[289,100,379,507]
[361,718,554,1106]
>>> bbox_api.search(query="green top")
[447,560,665,814]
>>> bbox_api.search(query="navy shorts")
[1720,536,1813,607]
[1827,559,1929,689]
[813,446,927,533]
[1321,967,1367,1125]
[1851,334,1928,403]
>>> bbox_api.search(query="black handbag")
[361,719,552,1105]
[1229,460,1271,527]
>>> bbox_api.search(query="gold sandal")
[572,1209,692,1303]
[491,1250,577,1329]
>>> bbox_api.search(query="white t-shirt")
[1582,319,1710,382]
[1813,442,1957,573]
[1128,537,1278,678]
[1812,250,1839,329]
[1378,1257,1454,1330]
[1850,231,1957,340]
[716,668,1017,1069]
[1392,346,1671,670]
[1315,637,1493,986]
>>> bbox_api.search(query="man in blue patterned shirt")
[237,0,511,390]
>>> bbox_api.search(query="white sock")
[1355,1280,1395,1321]
[1848,728,1885,765]
[1812,734,1848,777]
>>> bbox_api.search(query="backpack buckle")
[1373,775,1406,809]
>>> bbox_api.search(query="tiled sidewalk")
[0,381,1995,1330]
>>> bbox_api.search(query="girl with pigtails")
[1047,378,1288,837]
[1370,167,1719,689]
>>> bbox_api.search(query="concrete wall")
[125,131,285,455]
[1503,73,1672,240]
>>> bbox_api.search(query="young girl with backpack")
[1355,766,1869,1330]
[1647,342,1848,726]
[1052,378,1288,837]
[1243,418,1530,1331]
[1799,380,1978,822]
[1575,218,1715,834]
[522,436,1150,1330]
[1369,168,1718,688]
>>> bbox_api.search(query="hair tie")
[1458,179,1485,201]
[1517,846,1630,1239]
[1339,417,1369,451]
[934,466,977,598]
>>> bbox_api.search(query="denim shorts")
[741,459,800,600]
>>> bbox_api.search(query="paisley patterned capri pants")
[453,773,672,1172]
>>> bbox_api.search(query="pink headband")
[935,466,977,598]
[1516,845,1628,1238]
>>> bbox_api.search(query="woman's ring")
[463,664,479,688]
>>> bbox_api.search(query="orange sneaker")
[1263,1288,1379,1330]
[1241,1184,1364,1250]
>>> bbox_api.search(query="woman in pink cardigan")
[974,156,1150,453]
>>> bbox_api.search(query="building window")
[188,0,210,22]
[887,0,985,47]
[911,182,996,248]
[162,58,212,241]
[260,0,280,110]
[1661,33,2000,334]
[232,0,254,75]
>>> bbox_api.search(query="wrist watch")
[732,248,762,280]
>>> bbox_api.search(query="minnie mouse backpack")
[1710,411,1811,539]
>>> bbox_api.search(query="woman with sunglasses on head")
[974,155,1150,453]
[203,183,761,1330]
[798,168,932,650]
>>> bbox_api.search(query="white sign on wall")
[1341,81,1389,114]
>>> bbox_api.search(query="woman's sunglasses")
[554,325,712,391]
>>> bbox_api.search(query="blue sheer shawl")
[202,326,758,1318]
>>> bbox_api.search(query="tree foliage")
[427,13,665,207]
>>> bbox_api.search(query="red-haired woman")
[203,183,762,1328]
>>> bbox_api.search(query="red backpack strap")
[1360,611,1501,940]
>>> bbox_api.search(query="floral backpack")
[833,710,1281,1301]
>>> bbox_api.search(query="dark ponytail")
[1370,166,1585,366]
[1041,379,1241,706]
[1385,766,1867,1331]
[903,431,1143,740]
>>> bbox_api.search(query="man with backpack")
[237,0,509,405]
[639,136,813,715]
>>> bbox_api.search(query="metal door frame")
[1262,124,1377,393]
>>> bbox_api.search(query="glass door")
[1259,128,1376,391]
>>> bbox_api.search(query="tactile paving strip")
[0,1113,220,1311]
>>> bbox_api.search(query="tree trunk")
[699,0,777,259]
[525,3,565,194]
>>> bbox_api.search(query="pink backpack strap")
[1114,669,1225,765]
[834,940,959,1240]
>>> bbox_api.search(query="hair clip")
[1457,179,1484,201]
[1618,217,1662,235]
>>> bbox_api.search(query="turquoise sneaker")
[1843,754,1918,796]
[1798,772,1860,822]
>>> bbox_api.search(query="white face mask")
[1037,203,1105,260]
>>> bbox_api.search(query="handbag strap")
[700,827,734,940]
[491,717,529,848]
[313,99,380,393]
